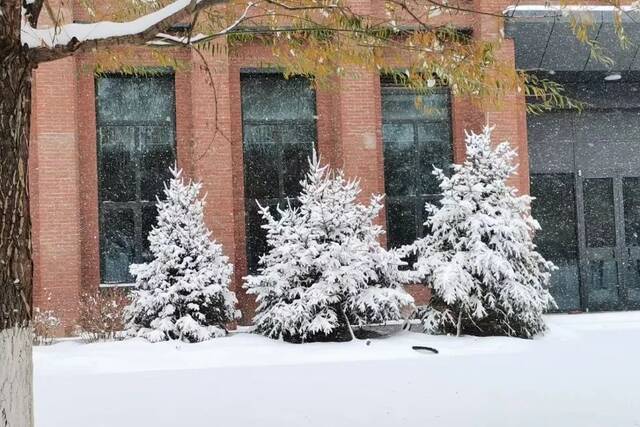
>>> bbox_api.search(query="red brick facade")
[30,0,529,335]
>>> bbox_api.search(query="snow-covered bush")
[244,154,415,342]
[77,288,129,342]
[408,126,555,338]
[124,168,238,343]
[33,308,61,345]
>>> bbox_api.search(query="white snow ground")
[34,312,640,427]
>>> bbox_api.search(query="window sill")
[99,282,136,289]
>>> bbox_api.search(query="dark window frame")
[381,85,453,249]
[96,72,177,285]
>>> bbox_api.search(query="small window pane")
[383,139,416,197]
[283,142,313,196]
[141,205,158,261]
[382,91,449,120]
[583,178,616,248]
[245,201,271,272]
[98,128,137,202]
[387,199,417,249]
[418,136,452,196]
[244,124,280,145]
[101,208,135,283]
[244,143,280,200]
[280,123,317,144]
[418,122,451,143]
[623,177,640,247]
[382,123,415,145]
[140,127,174,201]
[97,76,174,123]
[241,75,316,121]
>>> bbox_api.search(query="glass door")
[622,177,640,309]
[578,176,623,311]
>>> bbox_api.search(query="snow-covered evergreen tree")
[124,167,238,343]
[244,154,415,342]
[408,126,555,338]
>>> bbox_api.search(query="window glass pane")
[283,142,313,196]
[244,143,280,200]
[386,198,416,249]
[280,123,317,144]
[244,124,280,144]
[101,208,135,284]
[623,177,640,247]
[418,121,451,142]
[586,258,619,311]
[530,173,580,311]
[140,127,174,201]
[418,124,452,195]
[381,91,449,120]
[583,178,616,248]
[241,74,316,121]
[98,126,137,202]
[96,76,174,123]
[141,205,158,261]
[382,123,414,145]
[383,123,416,197]
[245,201,272,273]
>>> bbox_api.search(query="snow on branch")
[21,0,229,63]
[22,0,194,48]
[504,3,640,15]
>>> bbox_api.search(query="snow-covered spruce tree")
[409,126,555,338]
[244,154,415,342]
[125,167,238,343]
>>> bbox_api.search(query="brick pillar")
[473,0,530,195]
[451,96,485,163]
[336,71,385,198]
[334,0,386,205]
[334,70,387,248]
[31,57,83,335]
[190,44,246,325]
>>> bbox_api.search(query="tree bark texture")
[1,1,36,426]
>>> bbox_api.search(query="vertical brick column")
[190,44,245,325]
[335,69,387,251]
[473,0,530,195]
[335,0,386,206]
[451,96,485,163]
[76,55,100,296]
[336,71,385,201]
[31,57,83,335]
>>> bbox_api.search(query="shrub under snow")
[33,308,61,346]
[408,126,555,338]
[77,288,129,342]
[244,154,415,342]
[125,168,238,343]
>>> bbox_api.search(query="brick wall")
[30,0,529,333]
[31,57,83,335]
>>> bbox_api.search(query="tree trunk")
[0,2,35,425]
